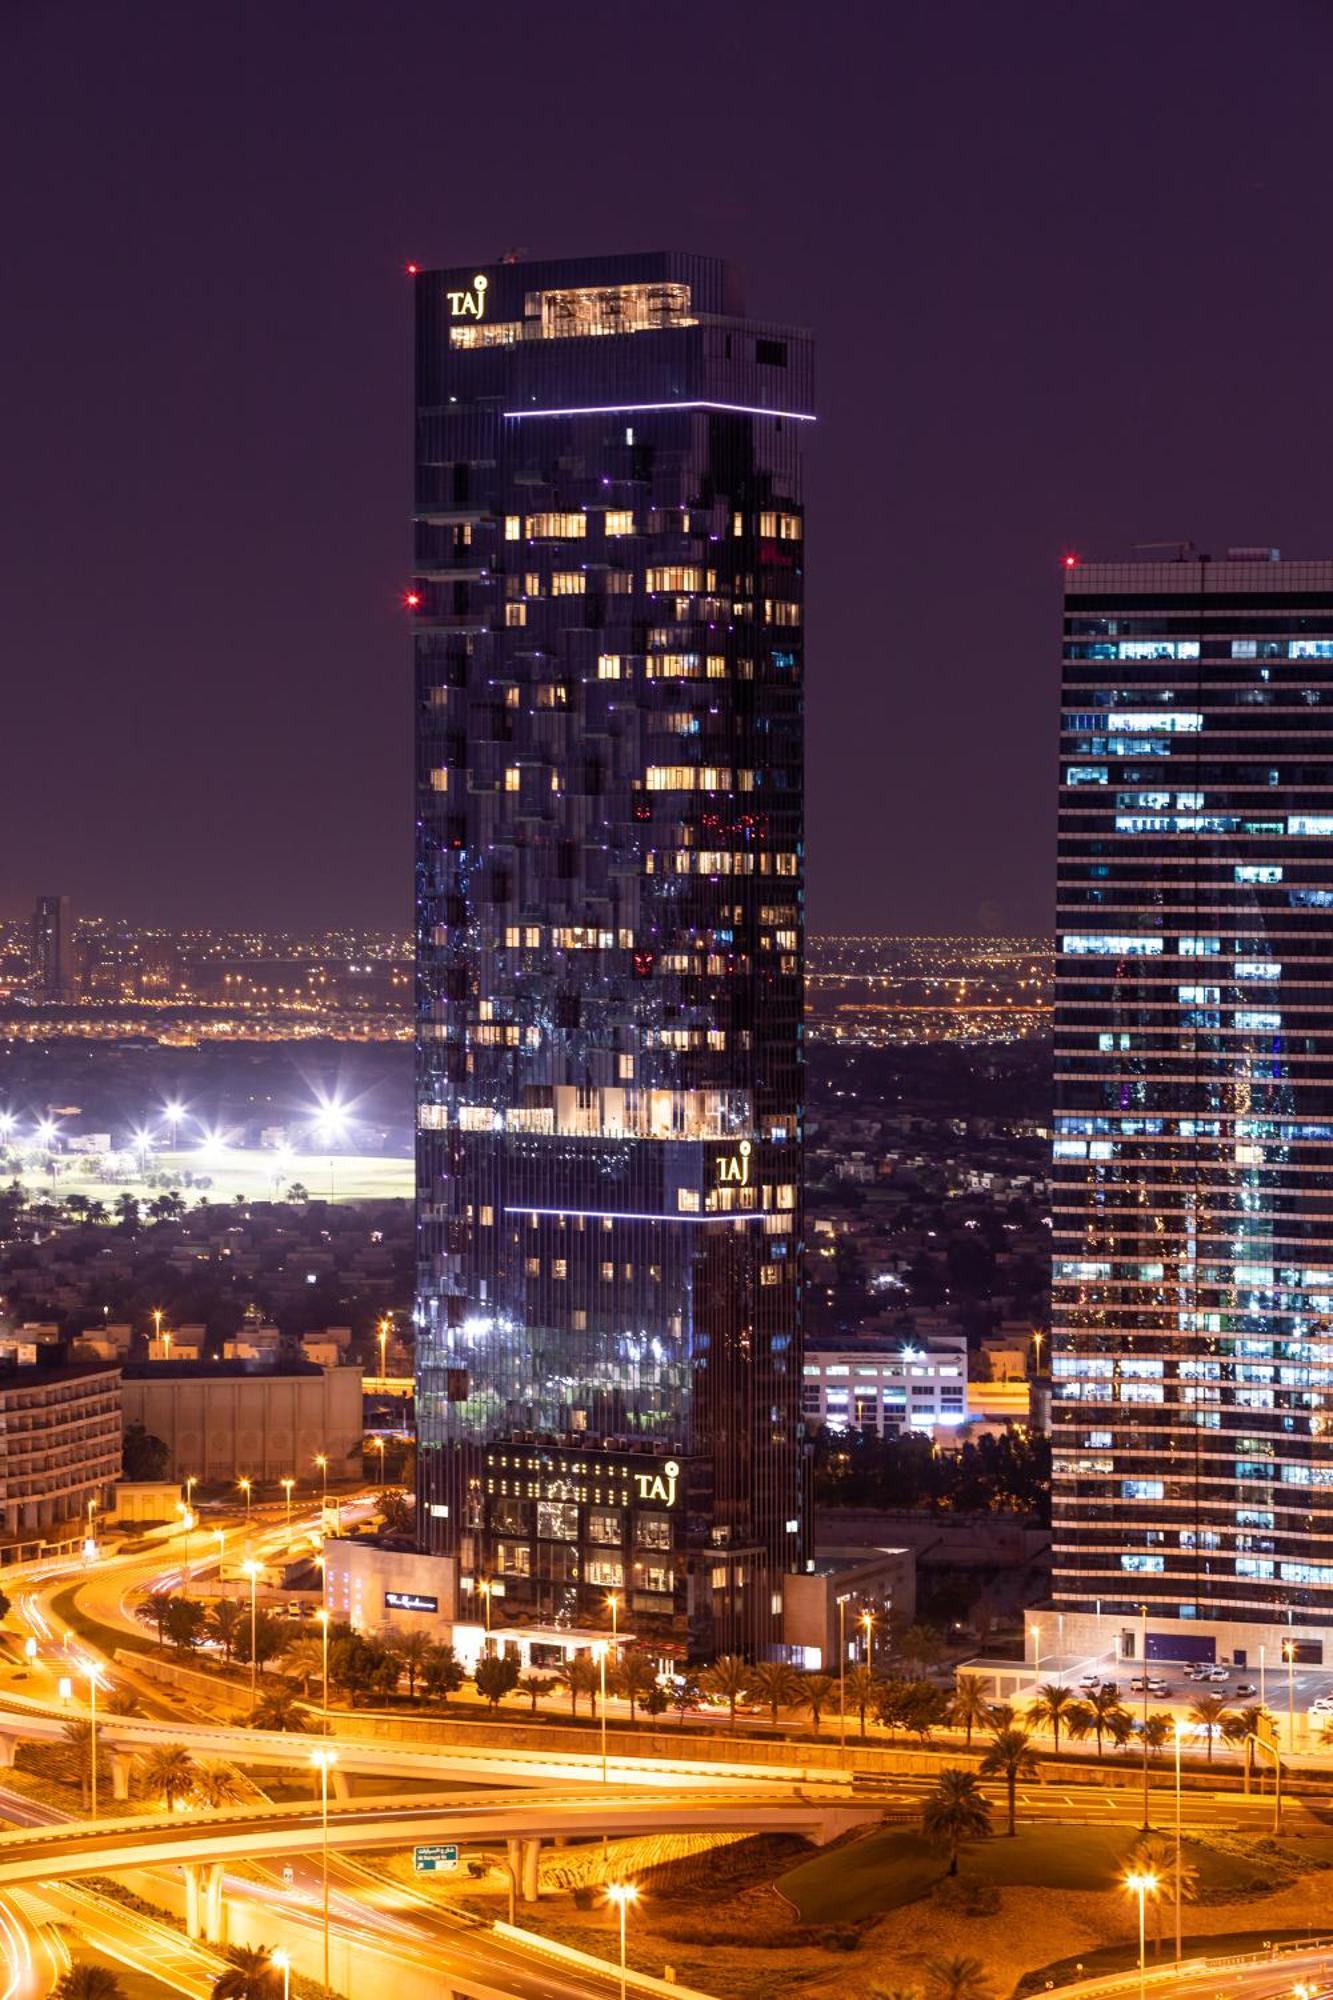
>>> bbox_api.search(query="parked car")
[1148,1679,1171,1697]
[1235,1681,1257,1697]
[1208,1666,1231,1682]
[1309,1694,1333,1717]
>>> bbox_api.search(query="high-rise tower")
[412,253,809,1655]
[1053,551,1333,1670]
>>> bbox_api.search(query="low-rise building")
[781,1544,916,1670]
[120,1361,363,1482]
[802,1335,968,1436]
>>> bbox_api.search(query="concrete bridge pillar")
[203,1863,225,1943]
[330,1766,350,1803]
[521,1837,541,1903]
[182,1864,201,1939]
[111,1751,134,1802]
[0,1734,16,1769]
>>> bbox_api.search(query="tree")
[979,1727,1040,1836]
[249,1687,309,1732]
[1026,1682,1079,1754]
[163,1598,207,1655]
[286,1183,310,1205]
[104,1688,142,1717]
[670,1674,701,1727]
[898,1680,951,1742]
[556,1655,599,1718]
[922,1957,996,2000]
[699,1654,751,1730]
[949,1677,995,1749]
[376,1489,413,1535]
[55,1967,126,2000]
[234,1611,284,1674]
[208,1600,245,1664]
[421,1642,465,1700]
[114,1192,141,1231]
[519,1672,557,1714]
[1142,1713,1172,1759]
[139,1744,196,1809]
[1131,1832,1199,1954]
[843,1664,882,1741]
[921,1767,992,1875]
[748,1660,806,1728]
[1188,1693,1234,1765]
[1080,1684,1130,1758]
[122,1424,170,1481]
[642,1683,669,1721]
[801,1672,837,1732]
[193,1762,247,1809]
[896,1623,944,1677]
[475,1653,520,1710]
[390,1629,433,1700]
[1228,1703,1271,1784]
[210,1946,281,2000]
[609,1651,659,1721]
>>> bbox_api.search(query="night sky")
[4,0,1331,937]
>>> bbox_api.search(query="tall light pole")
[836,1593,851,1750]
[594,1641,609,1784]
[606,1591,620,1643]
[272,1952,290,2000]
[605,1882,638,2000]
[377,1317,390,1377]
[311,1748,337,1997]
[179,1507,195,1589]
[1139,1602,1150,1829]
[282,1476,295,1541]
[243,1559,260,1708]
[1259,1643,1267,1710]
[238,1475,252,1527]
[85,1662,100,1817]
[859,1608,875,1666]
[1172,1722,1188,1962]
[317,1607,331,1736]
[1283,1638,1297,1749]
[1124,1869,1157,2000]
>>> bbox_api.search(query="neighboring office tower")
[1052,550,1333,1669]
[413,252,809,1655]
[30,895,75,1001]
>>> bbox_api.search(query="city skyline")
[6,2,1333,937]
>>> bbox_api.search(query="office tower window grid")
[413,254,808,1652]
[1053,557,1333,1630]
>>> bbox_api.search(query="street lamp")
[1283,1638,1297,1749]
[377,1316,390,1377]
[1029,1618,1042,1675]
[281,1476,295,1540]
[606,1591,620,1643]
[310,1747,338,1997]
[593,1640,609,1784]
[271,1951,290,2000]
[1139,1602,1150,1829]
[478,1577,495,1651]
[178,1506,195,1589]
[1123,1869,1157,2000]
[243,1559,261,1707]
[859,1608,875,1665]
[605,1882,639,2000]
[238,1475,252,1526]
[836,1593,851,1751]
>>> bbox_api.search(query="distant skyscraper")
[412,252,809,1654]
[1052,550,1333,1669]
[30,895,74,1001]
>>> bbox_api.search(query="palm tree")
[802,1672,837,1732]
[920,1767,992,1875]
[922,1956,996,2000]
[390,1629,433,1700]
[139,1744,196,1809]
[747,1660,805,1728]
[609,1651,658,1721]
[278,1636,325,1697]
[1081,1684,1130,1758]
[193,1762,247,1810]
[519,1672,557,1714]
[104,1688,143,1718]
[135,1591,175,1647]
[1188,1692,1233,1765]
[1141,1713,1172,1758]
[897,1623,944,1677]
[843,1664,882,1741]
[949,1677,994,1749]
[55,1967,126,2000]
[208,1600,244,1663]
[670,1675,701,1726]
[978,1727,1040,1836]
[210,1946,280,2000]
[1130,1832,1199,1954]
[249,1687,308,1732]
[556,1657,597,1717]
[1229,1704,1271,1785]
[699,1654,751,1730]
[1026,1681,1079,1754]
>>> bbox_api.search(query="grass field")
[778,1824,1262,1924]
[20,1146,412,1207]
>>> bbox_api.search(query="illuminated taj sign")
[633,1458,680,1508]
[385,1590,438,1614]
[447,274,489,321]
[716,1139,752,1187]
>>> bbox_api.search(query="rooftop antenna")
[1132,539,1200,561]
[499,246,526,264]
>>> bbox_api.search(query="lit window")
[504,603,526,627]
[525,512,586,538]
[504,516,521,541]
[604,510,635,536]
[598,655,623,679]
[551,572,586,595]
[504,767,520,792]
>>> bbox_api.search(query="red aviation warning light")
[403,591,421,610]
[405,262,419,276]
[1063,553,1078,570]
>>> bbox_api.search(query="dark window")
[756,338,787,367]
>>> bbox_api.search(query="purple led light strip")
[503,400,815,423]
[501,1204,766,1224]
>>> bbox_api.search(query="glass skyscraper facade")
[412,252,808,1655]
[1053,553,1333,1660]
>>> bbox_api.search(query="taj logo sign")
[447,274,489,320]
[634,1458,679,1508]
[716,1139,752,1187]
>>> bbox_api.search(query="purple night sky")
[3,0,1331,935]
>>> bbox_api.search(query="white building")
[802,1335,968,1436]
